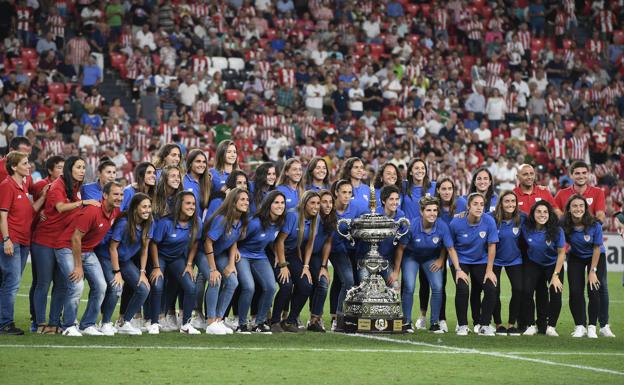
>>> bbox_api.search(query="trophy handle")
[393,217,410,245]
[336,218,354,246]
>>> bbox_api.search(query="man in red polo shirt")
[513,164,556,214]
[53,182,122,337]
[553,160,606,221]
[553,160,613,337]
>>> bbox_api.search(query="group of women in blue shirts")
[21,140,610,338]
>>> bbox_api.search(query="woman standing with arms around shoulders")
[373,162,402,209]
[467,167,498,213]
[234,190,286,334]
[521,201,565,337]
[153,143,182,183]
[210,140,239,194]
[152,165,184,218]
[338,157,369,211]
[401,158,436,221]
[183,149,212,216]
[448,193,499,336]
[276,158,304,213]
[250,162,276,214]
[120,162,156,211]
[202,188,249,335]
[562,195,605,338]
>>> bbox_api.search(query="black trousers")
[522,260,563,327]
[492,264,523,325]
[452,263,496,326]
[568,253,606,326]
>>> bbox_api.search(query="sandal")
[37,324,59,334]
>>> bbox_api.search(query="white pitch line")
[348,334,624,376]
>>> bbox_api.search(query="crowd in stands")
[1,0,624,229]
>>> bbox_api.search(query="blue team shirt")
[401,217,453,262]
[306,184,328,192]
[351,183,372,211]
[120,185,138,212]
[332,202,366,255]
[152,216,202,260]
[401,181,437,220]
[276,185,299,212]
[523,226,565,266]
[80,182,104,201]
[209,168,229,194]
[374,187,403,209]
[449,214,499,264]
[205,197,223,220]
[183,174,201,210]
[96,217,154,262]
[565,222,605,258]
[489,212,525,266]
[312,217,332,255]
[238,217,280,260]
[205,214,243,257]
[280,211,312,255]
[439,196,467,225]
[356,207,407,260]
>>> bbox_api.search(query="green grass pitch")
[1,265,622,384]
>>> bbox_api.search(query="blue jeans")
[309,252,329,316]
[150,257,196,324]
[0,242,29,327]
[55,249,107,329]
[31,243,66,326]
[401,257,443,324]
[329,252,355,315]
[202,253,238,319]
[237,257,276,326]
[99,257,123,324]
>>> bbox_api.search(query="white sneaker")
[130,318,144,331]
[478,325,495,336]
[587,325,598,339]
[439,320,448,333]
[331,319,338,332]
[456,325,469,336]
[523,325,538,336]
[571,325,587,338]
[224,317,238,330]
[81,326,104,336]
[159,316,178,332]
[205,321,227,335]
[473,324,481,334]
[599,324,616,338]
[140,320,151,332]
[545,326,559,337]
[117,321,142,335]
[180,322,201,335]
[147,323,160,335]
[62,325,83,337]
[218,320,233,335]
[99,322,117,336]
[176,312,183,328]
[415,316,427,330]
[166,314,178,329]
[191,313,207,330]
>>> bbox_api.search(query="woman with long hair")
[153,143,182,182]
[206,170,250,218]
[96,193,153,335]
[120,162,156,211]
[149,191,202,334]
[467,167,498,213]
[304,157,330,192]
[521,201,565,337]
[487,191,524,336]
[373,162,402,208]
[152,165,183,218]
[184,149,212,214]
[210,140,239,194]
[233,190,286,334]
[32,156,99,334]
[448,193,499,336]
[401,158,436,221]
[276,158,304,212]
[201,188,249,335]
[307,189,335,332]
[562,195,605,338]
[250,162,276,215]
[270,190,319,333]
[338,157,369,210]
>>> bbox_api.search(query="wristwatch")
[2,236,9,242]
[591,267,598,272]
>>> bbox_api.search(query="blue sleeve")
[593,223,603,246]
[487,217,499,243]
[207,216,225,242]
[556,228,565,248]
[147,224,154,240]
[281,212,297,234]
[441,221,454,248]
[80,184,87,200]
[152,219,168,243]
[120,187,134,212]
[111,219,127,242]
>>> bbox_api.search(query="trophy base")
[342,315,404,334]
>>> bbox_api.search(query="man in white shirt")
[135,24,157,52]
[348,79,364,118]
[358,65,379,90]
[305,77,325,120]
[265,128,289,161]
[362,19,381,41]
[474,121,492,143]
[178,75,200,107]
[496,159,518,191]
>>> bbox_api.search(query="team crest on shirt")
[415,238,421,243]
[584,234,591,242]
[535,197,542,202]
[586,198,593,205]
[98,223,103,227]
[17,194,22,199]
[512,227,519,235]
[479,231,486,238]
[260,233,266,238]
[546,240,552,246]
[432,237,439,244]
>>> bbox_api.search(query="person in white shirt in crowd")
[465,85,486,121]
[305,76,326,120]
[485,88,507,130]
[495,158,518,192]
[135,24,157,52]
[178,75,200,108]
[474,121,492,143]
[348,79,365,119]
[265,128,290,162]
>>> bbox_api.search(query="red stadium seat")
[370,43,384,57]
[110,52,125,70]
[564,120,577,134]
[21,48,37,60]
[420,3,432,18]
[55,93,69,104]
[27,58,38,70]
[225,89,241,102]
[526,141,539,156]
[265,28,277,40]
[535,151,550,164]
[10,57,26,68]
[406,4,419,16]
[614,30,624,45]
[563,39,573,49]
[48,82,65,94]
[531,38,544,51]
[355,42,366,55]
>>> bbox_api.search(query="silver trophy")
[336,183,409,333]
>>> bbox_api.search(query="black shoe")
[403,322,414,333]
[429,323,444,334]
[507,327,521,336]
[496,326,508,336]
[281,321,299,333]
[235,324,252,334]
[253,323,272,334]
[270,322,284,333]
[307,320,326,333]
[0,323,25,335]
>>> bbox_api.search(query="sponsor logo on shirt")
[546,240,552,246]
[479,231,486,239]
[17,194,22,199]
[535,197,542,202]
[415,238,421,243]
[171,233,177,238]
[98,223,103,227]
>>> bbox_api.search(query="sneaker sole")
[496,332,508,336]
